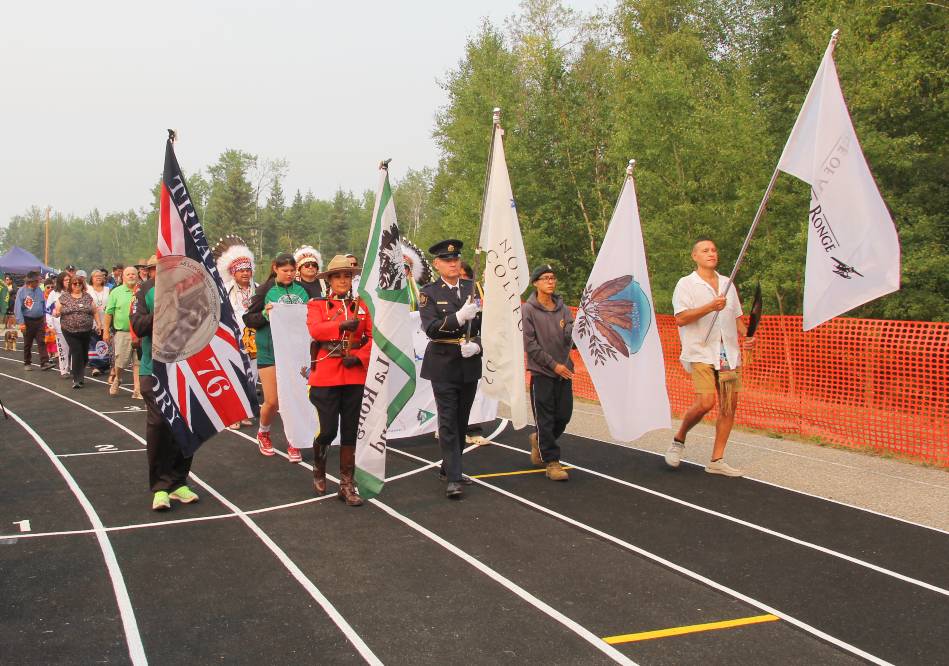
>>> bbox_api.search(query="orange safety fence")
[565,311,949,466]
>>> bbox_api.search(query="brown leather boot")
[312,444,329,495]
[545,461,569,481]
[529,432,543,467]
[337,446,363,507]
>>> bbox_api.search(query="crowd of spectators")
[1,258,154,395]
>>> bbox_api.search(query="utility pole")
[44,206,51,265]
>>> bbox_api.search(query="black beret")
[530,264,556,282]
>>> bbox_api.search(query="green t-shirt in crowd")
[106,284,135,331]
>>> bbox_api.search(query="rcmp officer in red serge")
[307,254,373,506]
[419,239,482,499]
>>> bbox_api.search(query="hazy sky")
[0,0,603,227]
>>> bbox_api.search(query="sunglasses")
[299,262,318,269]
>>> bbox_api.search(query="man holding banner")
[419,239,482,499]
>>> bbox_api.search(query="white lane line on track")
[0,372,383,666]
[2,494,340,541]
[369,498,638,665]
[558,406,949,531]
[58,449,145,458]
[486,439,949,598]
[470,473,892,666]
[384,444,893,666]
[224,422,637,665]
[4,406,148,666]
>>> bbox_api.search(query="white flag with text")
[480,126,530,429]
[777,38,900,330]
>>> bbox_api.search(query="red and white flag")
[151,134,258,455]
[777,34,900,330]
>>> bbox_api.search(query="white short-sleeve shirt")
[672,271,743,372]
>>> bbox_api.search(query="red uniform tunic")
[306,296,372,387]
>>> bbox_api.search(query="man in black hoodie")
[523,264,574,481]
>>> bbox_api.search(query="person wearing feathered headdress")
[293,245,323,299]
[213,235,257,429]
[214,235,258,322]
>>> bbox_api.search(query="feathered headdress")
[293,245,322,269]
[401,238,433,284]
[213,235,255,284]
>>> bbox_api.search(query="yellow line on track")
[603,614,780,644]
[471,467,573,479]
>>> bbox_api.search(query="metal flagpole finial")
[167,129,177,143]
[830,29,840,50]
[626,159,636,176]
[492,107,501,125]
[379,158,392,170]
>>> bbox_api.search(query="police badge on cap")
[428,239,463,259]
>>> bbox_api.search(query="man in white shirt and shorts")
[668,239,755,477]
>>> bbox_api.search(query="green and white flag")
[354,164,417,499]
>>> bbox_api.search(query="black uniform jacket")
[419,277,482,384]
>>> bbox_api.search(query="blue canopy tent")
[0,246,58,276]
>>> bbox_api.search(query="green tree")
[259,177,286,263]
[204,149,257,242]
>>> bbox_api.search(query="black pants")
[310,384,363,447]
[141,375,193,492]
[433,380,478,482]
[530,374,573,463]
[22,317,49,366]
[62,329,91,383]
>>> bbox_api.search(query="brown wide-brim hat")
[317,254,361,280]
[146,255,158,268]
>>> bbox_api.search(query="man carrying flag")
[667,239,755,477]
[149,131,258,459]
[131,266,198,511]
[419,239,482,499]
[352,161,417,500]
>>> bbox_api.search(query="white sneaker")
[665,440,685,468]
[465,435,489,446]
[706,459,744,477]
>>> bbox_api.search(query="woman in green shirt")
[243,253,308,457]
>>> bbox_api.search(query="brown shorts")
[690,362,742,395]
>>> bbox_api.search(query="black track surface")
[1,347,947,665]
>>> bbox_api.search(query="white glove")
[455,298,480,324]
[460,341,481,358]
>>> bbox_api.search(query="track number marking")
[95,444,118,452]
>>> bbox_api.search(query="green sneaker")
[152,491,171,511]
[169,486,199,504]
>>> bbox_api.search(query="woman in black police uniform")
[418,239,482,499]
